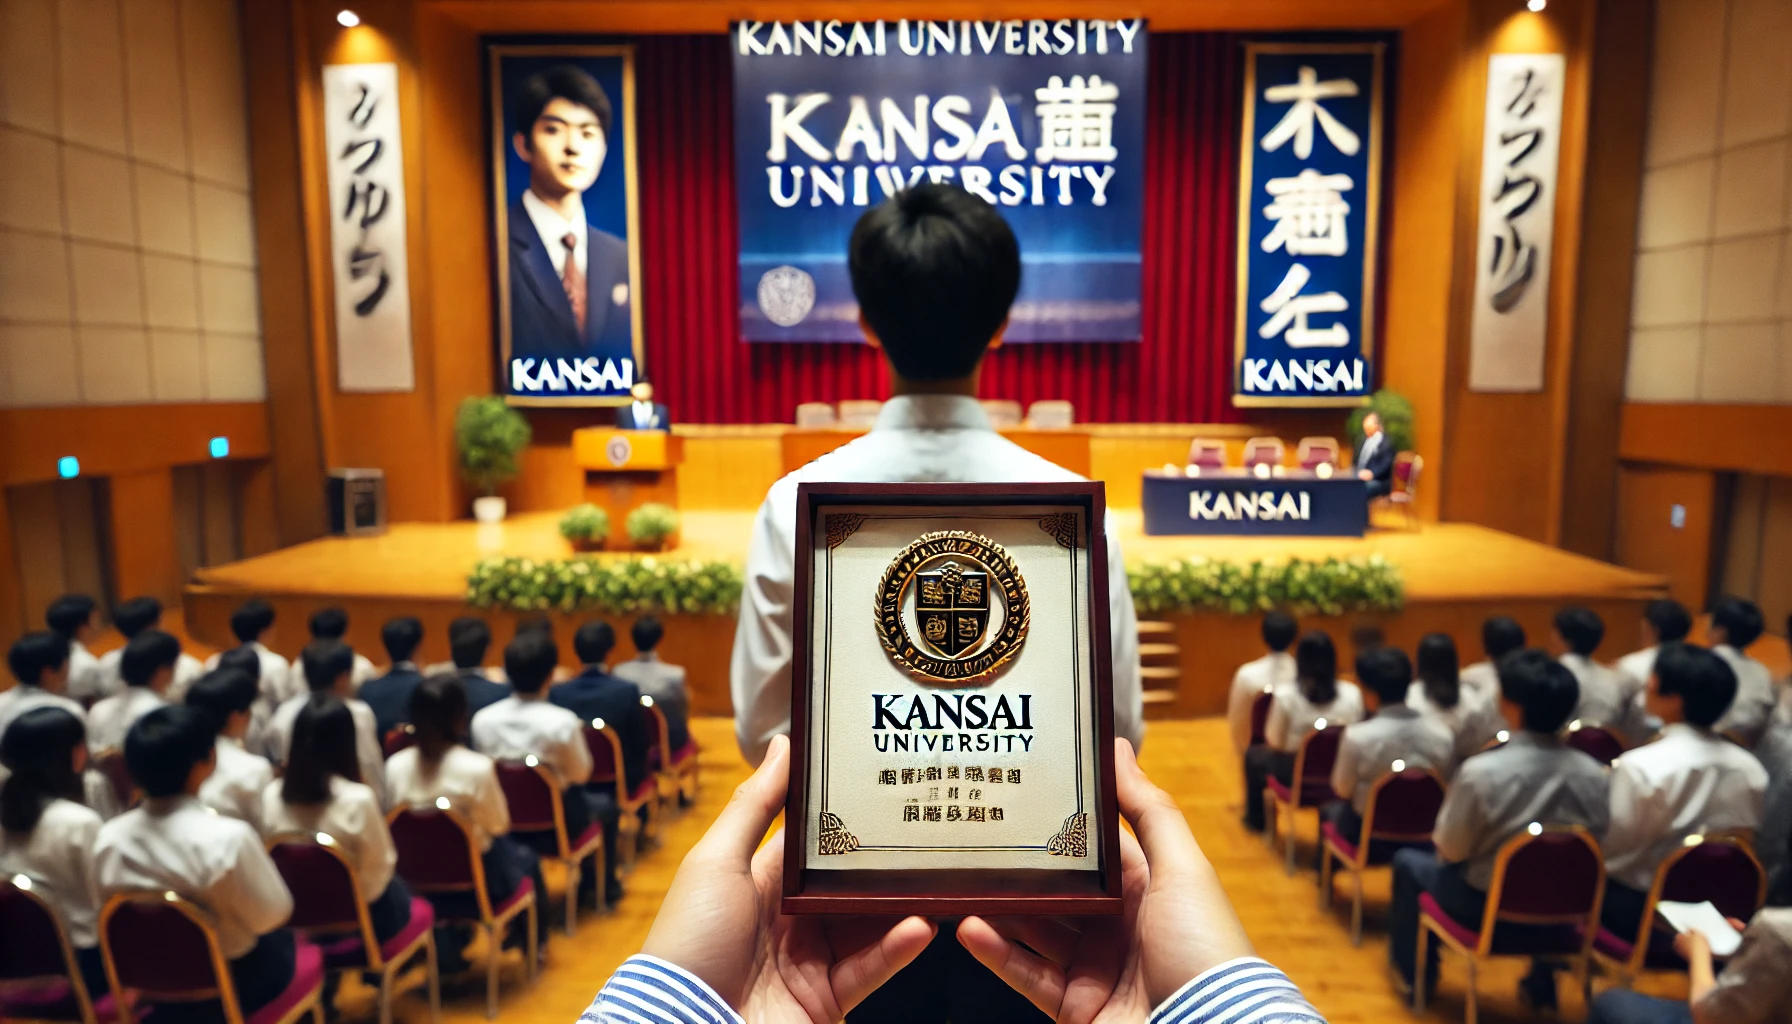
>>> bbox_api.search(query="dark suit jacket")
[614,402,671,430]
[548,667,648,795]
[1355,434,1395,489]
[508,200,632,361]
[458,669,513,718]
[360,666,423,740]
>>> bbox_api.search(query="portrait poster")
[489,44,645,406]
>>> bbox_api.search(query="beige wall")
[0,0,265,408]
[1626,0,1792,404]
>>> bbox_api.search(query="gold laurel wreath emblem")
[875,531,1030,685]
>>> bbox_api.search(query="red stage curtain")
[635,33,1241,425]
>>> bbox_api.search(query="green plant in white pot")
[626,502,679,551]
[455,396,531,523]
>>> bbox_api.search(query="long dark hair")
[1416,633,1461,710]
[282,695,361,805]
[409,673,468,763]
[1295,631,1338,706]
[0,707,87,834]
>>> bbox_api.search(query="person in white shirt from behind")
[1227,611,1299,761]
[1708,597,1778,747]
[186,667,275,830]
[1327,645,1456,849]
[1555,606,1648,744]
[306,607,377,693]
[93,705,297,1017]
[1460,615,1526,711]
[1614,597,1692,743]
[1408,632,1506,762]
[94,597,203,703]
[1245,630,1366,832]
[611,614,693,757]
[271,641,387,806]
[729,184,1142,773]
[45,594,105,706]
[204,599,295,709]
[1599,642,1768,945]
[261,696,414,944]
[0,632,87,740]
[86,630,181,755]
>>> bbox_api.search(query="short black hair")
[1497,648,1580,734]
[574,620,615,665]
[124,705,215,798]
[1643,598,1692,644]
[515,615,555,640]
[218,645,261,683]
[45,594,96,639]
[631,615,664,653]
[1260,611,1297,652]
[1711,596,1765,648]
[8,632,69,685]
[449,618,491,670]
[185,668,258,734]
[1654,642,1739,728]
[121,630,180,687]
[309,607,349,641]
[1356,646,1413,706]
[1553,607,1604,656]
[230,599,275,644]
[848,183,1021,382]
[410,673,469,758]
[113,597,163,638]
[505,631,559,695]
[382,617,423,662]
[511,64,612,140]
[301,640,354,693]
[1481,616,1526,660]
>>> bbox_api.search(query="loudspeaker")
[327,468,387,536]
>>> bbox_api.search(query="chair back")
[641,697,671,772]
[0,879,82,986]
[1025,400,1074,429]
[91,749,136,810]
[1243,436,1285,469]
[100,893,231,1005]
[837,400,883,427]
[1392,452,1422,495]
[388,807,484,912]
[1363,768,1447,841]
[1296,436,1340,470]
[1289,724,1344,806]
[794,402,836,428]
[1484,825,1604,942]
[267,834,383,967]
[496,760,563,836]
[1186,438,1227,469]
[383,724,416,758]
[1247,689,1274,747]
[583,721,622,784]
[1565,723,1625,766]
[1655,833,1766,926]
[979,399,1023,428]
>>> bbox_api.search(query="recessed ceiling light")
[337,9,360,27]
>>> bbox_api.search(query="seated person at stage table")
[1227,611,1298,759]
[437,618,512,717]
[1461,615,1525,710]
[1354,411,1395,498]
[45,594,103,705]
[1388,649,1610,1008]
[95,706,297,1019]
[1555,605,1647,743]
[205,599,294,706]
[1709,596,1777,747]
[86,630,180,754]
[270,641,387,805]
[611,614,691,755]
[187,668,275,830]
[308,607,376,691]
[96,597,203,703]
[550,621,649,803]
[360,617,426,742]
[0,706,111,999]
[1243,630,1366,832]
[0,631,86,739]
[1600,642,1767,942]
[1327,646,1455,846]
[1408,632,1506,762]
[261,696,413,944]
[614,381,670,431]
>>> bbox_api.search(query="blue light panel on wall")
[57,456,80,479]
[210,436,230,459]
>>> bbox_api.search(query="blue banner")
[1234,44,1384,406]
[732,20,1146,342]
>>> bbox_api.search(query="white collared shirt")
[1357,431,1383,466]
[94,796,293,959]
[208,642,296,706]
[384,746,510,852]
[1227,651,1295,756]
[522,188,587,278]
[1332,705,1457,812]
[1459,659,1502,707]
[1560,652,1647,741]
[631,400,657,427]
[1406,680,1507,762]
[1264,680,1365,754]
[1714,645,1777,747]
[612,651,690,739]
[0,797,104,947]
[470,695,593,790]
[260,775,395,901]
[1615,645,1659,692]
[269,695,387,807]
[96,649,202,704]
[86,688,167,753]
[66,641,104,704]
[198,736,275,830]
[729,394,1144,764]
[1603,723,1768,890]
[0,685,86,740]
[1433,731,1611,889]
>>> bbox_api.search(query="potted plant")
[626,502,680,551]
[455,396,531,523]
[559,503,610,551]
[1345,388,1416,455]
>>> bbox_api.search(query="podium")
[571,428,683,548]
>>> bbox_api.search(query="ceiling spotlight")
[337,9,360,27]
[1527,0,1546,10]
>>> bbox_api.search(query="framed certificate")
[784,482,1121,915]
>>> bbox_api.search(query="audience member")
[1227,611,1298,758]
[1407,632,1505,761]
[0,631,86,739]
[1555,606,1646,742]
[1756,717,1792,897]
[261,696,412,943]
[45,594,104,705]
[445,618,511,716]
[1617,597,1692,693]
[1327,646,1454,847]
[611,614,692,754]
[95,706,296,1018]
[308,607,377,691]
[86,630,179,753]
[95,597,202,701]
[550,621,650,804]
[216,645,274,757]
[1387,649,1609,1009]
[1600,643,1766,941]
[0,706,109,998]
[1243,631,1365,832]
[361,617,425,741]
[271,641,387,804]
[186,668,275,829]
[1709,597,1776,746]
[1461,615,1526,707]
[205,599,294,705]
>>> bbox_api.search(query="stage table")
[1141,469,1368,537]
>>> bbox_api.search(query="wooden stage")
[185,510,1667,718]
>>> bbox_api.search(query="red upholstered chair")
[98,892,325,1024]
[0,877,138,1024]
[1263,723,1345,875]
[1320,766,1447,946]
[1593,832,1766,987]
[495,760,606,936]
[267,834,439,1024]
[1243,436,1286,471]
[387,808,536,1018]
[640,696,699,809]
[1414,824,1604,1023]
[1372,453,1423,529]
[1247,690,1274,749]
[1296,436,1340,471]
[1185,439,1227,470]
[1565,721,1626,766]
[382,725,416,759]
[583,721,659,867]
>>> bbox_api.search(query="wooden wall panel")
[0,493,21,641]
[1615,465,1718,609]
[1620,404,1792,478]
[7,484,66,636]
[0,404,270,487]
[106,470,181,606]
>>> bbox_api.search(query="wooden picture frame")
[784,482,1122,915]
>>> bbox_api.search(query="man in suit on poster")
[1355,411,1395,498]
[509,65,632,360]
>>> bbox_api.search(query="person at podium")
[613,380,670,430]
[1354,411,1395,498]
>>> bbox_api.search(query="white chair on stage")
[980,400,1023,428]
[836,400,883,428]
[1025,400,1075,429]
[794,402,837,428]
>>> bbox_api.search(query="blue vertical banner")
[732,19,1146,343]
[1234,43,1384,407]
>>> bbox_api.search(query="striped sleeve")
[1148,958,1328,1024]
[578,955,744,1024]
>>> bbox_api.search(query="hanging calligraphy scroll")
[321,63,415,392]
[1468,53,1564,393]
[1234,43,1384,408]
